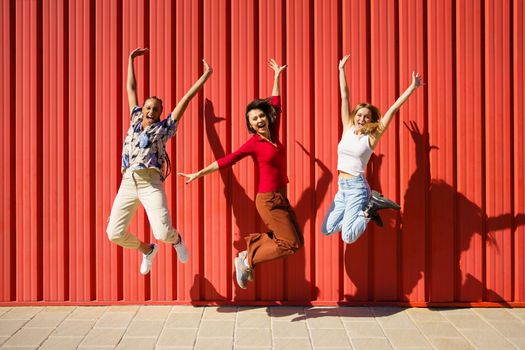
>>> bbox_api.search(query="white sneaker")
[173,235,189,263]
[140,244,159,275]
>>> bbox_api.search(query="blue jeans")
[321,175,371,244]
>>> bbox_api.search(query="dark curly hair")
[145,96,164,114]
[245,98,280,133]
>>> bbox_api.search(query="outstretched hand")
[411,72,424,89]
[268,58,287,75]
[178,172,199,184]
[339,54,350,69]
[129,47,149,59]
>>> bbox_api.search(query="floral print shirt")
[121,106,178,180]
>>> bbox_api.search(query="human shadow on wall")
[195,99,324,303]
[344,120,524,303]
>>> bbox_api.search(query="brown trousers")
[246,190,304,267]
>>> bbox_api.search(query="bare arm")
[339,55,351,129]
[171,60,213,122]
[178,161,219,184]
[371,72,423,147]
[127,48,149,111]
[268,58,287,96]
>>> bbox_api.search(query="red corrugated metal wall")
[0,0,524,304]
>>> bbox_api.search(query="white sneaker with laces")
[173,235,189,263]
[140,244,159,275]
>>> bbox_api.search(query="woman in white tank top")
[321,54,422,244]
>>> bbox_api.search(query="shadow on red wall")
[344,121,524,303]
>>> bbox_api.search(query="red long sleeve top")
[216,96,288,193]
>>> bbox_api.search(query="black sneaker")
[369,190,401,210]
[370,212,384,227]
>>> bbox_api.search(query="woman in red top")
[179,59,303,289]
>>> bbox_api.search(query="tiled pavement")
[0,305,524,349]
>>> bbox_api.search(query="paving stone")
[202,306,237,319]
[269,306,305,321]
[338,307,375,320]
[344,320,385,338]
[24,311,69,328]
[0,307,11,317]
[474,308,516,321]
[194,337,233,350]
[237,306,268,313]
[157,328,197,347]
[406,308,447,322]
[305,307,339,317]
[444,314,493,329]
[51,319,95,336]
[306,315,344,329]
[134,306,172,320]
[1,307,43,320]
[0,319,27,336]
[376,312,417,330]
[415,321,462,337]
[489,320,525,337]
[94,311,134,329]
[0,336,9,346]
[115,337,157,350]
[2,327,53,347]
[460,328,515,348]
[68,306,107,320]
[165,313,202,328]
[351,338,393,350]
[273,338,312,350]
[198,320,234,337]
[80,328,125,347]
[170,305,205,314]
[438,308,475,315]
[236,313,271,328]
[310,329,351,347]
[508,337,525,349]
[427,337,474,350]
[107,305,140,313]
[272,320,309,338]
[124,320,164,337]
[41,306,76,313]
[382,328,432,348]
[39,336,84,350]
[371,306,407,318]
[235,328,271,347]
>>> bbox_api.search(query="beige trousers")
[106,168,179,248]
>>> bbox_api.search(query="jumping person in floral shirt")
[106,47,212,275]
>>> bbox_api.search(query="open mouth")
[146,115,155,121]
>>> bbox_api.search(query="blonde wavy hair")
[349,103,382,135]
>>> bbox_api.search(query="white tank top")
[337,127,373,176]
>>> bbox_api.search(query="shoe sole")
[238,251,254,281]
[234,257,248,289]
[140,245,159,275]
[371,190,401,210]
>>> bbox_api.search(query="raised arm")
[127,48,149,111]
[178,161,219,184]
[339,54,351,128]
[171,60,213,122]
[372,72,423,146]
[268,58,287,96]
[178,138,253,184]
